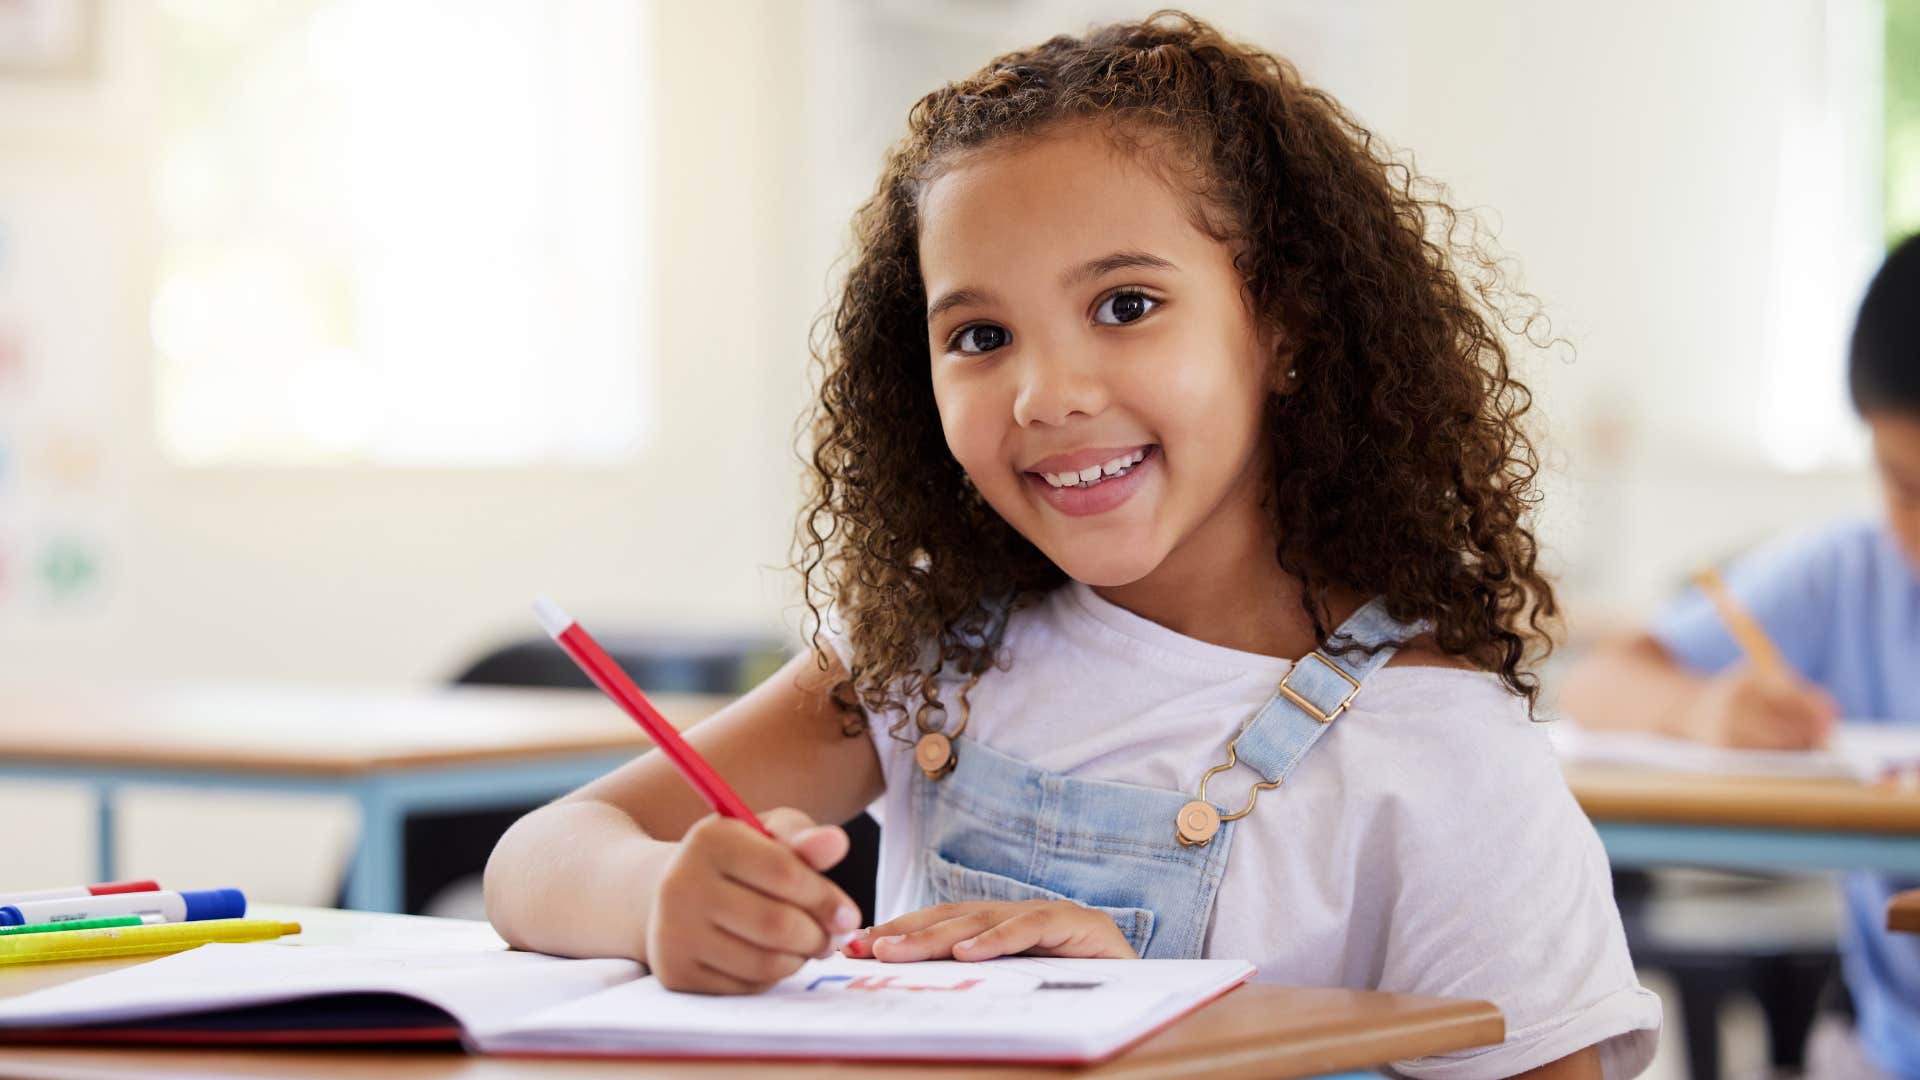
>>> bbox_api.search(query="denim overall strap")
[1226,596,1425,787]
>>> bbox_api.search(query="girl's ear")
[1268,329,1301,395]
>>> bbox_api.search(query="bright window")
[1759,0,1884,471]
[150,0,653,466]
[1889,0,1920,245]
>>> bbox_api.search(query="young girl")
[485,13,1660,1078]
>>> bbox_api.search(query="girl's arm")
[482,649,883,969]
[1511,1045,1602,1079]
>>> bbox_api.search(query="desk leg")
[344,780,405,913]
[94,784,116,883]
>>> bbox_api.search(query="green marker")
[0,915,146,937]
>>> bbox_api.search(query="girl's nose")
[1012,353,1108,428]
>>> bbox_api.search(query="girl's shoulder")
[1379,632,1483,673]
[1323,670,1584,853]
[1337,664,1549,780]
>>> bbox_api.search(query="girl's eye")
[1094,291,1158,325]
[951,324,1009,354]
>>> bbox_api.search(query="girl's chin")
[1044,546,1164,589]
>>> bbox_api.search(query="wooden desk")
[0,684,728,912]
[1891,889,1920,934]
[0,907,1504,1080]
[1565,766,1920,875]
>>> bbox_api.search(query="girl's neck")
[1090,496,1334,660]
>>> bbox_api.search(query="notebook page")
[1550,720,1920,780]
[0,942,639,1037]
[478,954,1255,1062]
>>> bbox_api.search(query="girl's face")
[920,125,1277,588]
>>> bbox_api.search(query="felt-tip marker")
[0,880,162,907]
[0,888,246,928]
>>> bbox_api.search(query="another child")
[1563,232,1920,1079]
[486,14,1660,1078]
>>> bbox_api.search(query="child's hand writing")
[646,807,863,994]
[842,900,1137,963]
[1684,662,1838,750]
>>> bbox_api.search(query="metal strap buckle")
[1176,650,1366,845]
[1177,736,1278,846]
[1275,650,1361,724]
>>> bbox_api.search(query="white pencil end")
[531,595,574,639]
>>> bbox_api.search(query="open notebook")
[0,942,1255,1064]
[1550,720,1920,780]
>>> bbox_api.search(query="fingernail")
[873,934,903,949]
[834,904,861,931]
[956,936,978,950]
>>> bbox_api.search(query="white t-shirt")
[825,582,1660,1079]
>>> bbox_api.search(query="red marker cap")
[87,880,161,896]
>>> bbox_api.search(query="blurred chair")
[341,630,882,925]
[1614,867,1841,1080]
[452,632,779,698]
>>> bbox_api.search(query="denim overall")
[903,598,1419,959]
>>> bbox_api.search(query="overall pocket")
[922,849,1157,957]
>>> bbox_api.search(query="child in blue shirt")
[1565,232,1920,1078]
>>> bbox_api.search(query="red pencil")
[533,597,770,836]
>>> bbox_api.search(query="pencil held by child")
[1684,567,1837,749]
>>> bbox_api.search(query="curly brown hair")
[796,10,1557,738]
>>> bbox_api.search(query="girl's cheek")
[942,413,1000,480]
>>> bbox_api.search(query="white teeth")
[1100,448,1146,476]
[1037,448,1150,489]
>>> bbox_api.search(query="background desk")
[1892,889,1920,933]
[0,684,728,913]
[14,688,1920,907]
[1566,766,1920,875]
[0,906,1504,1080]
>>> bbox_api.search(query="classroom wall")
[0,1,819,687]
[0,0,1886,695]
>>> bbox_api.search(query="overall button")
[915,732,955,779]
[1175,800,1220,846]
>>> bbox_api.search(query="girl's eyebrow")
[926,287,995,326]
[1059,250,1177,288]
[924,250,1179,326]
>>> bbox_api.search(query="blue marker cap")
[180,888,246,921]
[0,906,20,927]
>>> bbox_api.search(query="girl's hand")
[843,900,1137,962]
[646,807,863,994]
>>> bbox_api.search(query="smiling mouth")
[1031,446,1156,489]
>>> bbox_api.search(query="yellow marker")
[1692,566,1789,675]
[0,919,301,967]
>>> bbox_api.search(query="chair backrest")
[451,632,786,694]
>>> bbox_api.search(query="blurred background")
[0,1,1914,1076]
